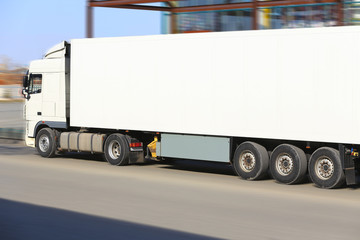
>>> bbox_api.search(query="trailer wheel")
[308,147,345,189]
[233,142,269,180]
[36,128,56,158]
[270,144,307,184]
[104,133,130,166]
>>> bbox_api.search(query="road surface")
[0,142,359,240]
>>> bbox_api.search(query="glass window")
[344,2,360,26]
[173,2,341,33]
[29,74,42,94]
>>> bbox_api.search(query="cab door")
[25,73,43,121]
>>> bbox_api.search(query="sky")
[0,0,161,67]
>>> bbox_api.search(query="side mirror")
[22,75,29,88]
[22,72,30,100]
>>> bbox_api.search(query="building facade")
[161,0,360,33]
[87,0,360,37]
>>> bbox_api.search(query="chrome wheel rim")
[276,153,294,176]
[109,140,121,159]
[239,151,256,172]
[39,134,50,152]
[315,157,334,180]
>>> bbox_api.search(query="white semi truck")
[22,26,360,189]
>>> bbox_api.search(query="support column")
[252,0,258,30]
[86,0,94,38]
[170,11,177,34]
[337,0,343,26]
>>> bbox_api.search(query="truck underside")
[27,122,360,189]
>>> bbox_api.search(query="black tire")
[270,144,307,184]
[36,128,56,158]
[308,147,345,189]
[233,141,269,180]
[104,133,130,166]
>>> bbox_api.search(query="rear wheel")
[308,147,345,189]
[36,128,56,158]
[233,142,269,180]
[104,133,130,166]
[270,144,307,184]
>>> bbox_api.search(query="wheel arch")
[33,121,67,138]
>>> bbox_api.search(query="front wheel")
[36,128,56,158]
[308,147,345,189]
[104,133,130,166]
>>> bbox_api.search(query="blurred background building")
[0,56,26,99]
[88,0,360,35]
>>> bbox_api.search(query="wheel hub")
[315,157,334,180]
[283,161,289,168]
[109,140,121,159]
[276,154,294,176]
[323,165,329,171]
[39,134,49,152]
[239,151,256,172]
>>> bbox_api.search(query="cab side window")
[29,74,42,94]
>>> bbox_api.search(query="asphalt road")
[1,142,360,240]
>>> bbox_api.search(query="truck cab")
[22,41,70,147]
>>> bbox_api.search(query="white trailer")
[22,26,360,188]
